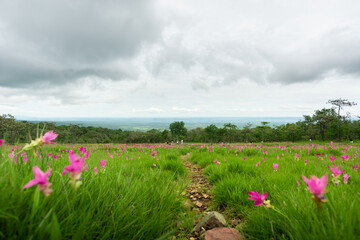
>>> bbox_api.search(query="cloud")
[145,1,360,88]
[131,107,164,113]
[0,0,162,88]
[172,107,198,112]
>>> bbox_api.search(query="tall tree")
[327,98,357,140]
[169,121,187,139]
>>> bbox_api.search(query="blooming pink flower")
[152,163,156,167]
[23,166,52,196]
[330,156,336,162]
[302,174,328,198]
[23,156,28,164]
[94,167,98,174]
[343,174,350,184]
[295,153,300,158]
[62,151,87,180]
[353,164,358,171]
[100,159,106,168]
[213,159,221,164]
[328,163,345,177]
[41,131,58,144]
[341,155,349,161]
[304,159,308,165]
[248,191,272,208]
[0,139,3,146]
[273,163,278,171]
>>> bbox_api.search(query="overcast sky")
[1,0,360,118]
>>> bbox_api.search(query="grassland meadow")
[1,132,360,239]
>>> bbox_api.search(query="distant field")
[17,116,302,130]
[1,138,359,239]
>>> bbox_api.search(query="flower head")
[40,131,58,144]
[213,159,221,164]
[302,174,328,207]
[0,139,4,146]
[328,163,345,177]
[100,159,106,168]
[353,164,358,171]
[248,191,273,208]
[343,174,350,184]
[23,166,52,196]
[273,163,278,171]
[62,151,87,181]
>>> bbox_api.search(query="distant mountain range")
[16,117,302,131]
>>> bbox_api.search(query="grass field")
[1,134,359,239]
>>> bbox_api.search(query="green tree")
[169,121,187,139]
[205,124,218,144]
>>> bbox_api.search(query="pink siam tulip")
[100,159,106,168]
[213,159,221,164]
[0,139,3,146]
[353,164,358,171]
[248,191,273,209]
[304,159,308,165]
[93,167,98,174]
[41,131,58,144]
[302,174,328,207]
[328,163,345,185]
[343,174,350,184]
[273,163,278,172]
[341,155,349,161]
[22,131,58,151]
[330,156,336,162]
[23,166,52,197]
[62,151,88,189]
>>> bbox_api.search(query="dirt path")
[180,153,214,239]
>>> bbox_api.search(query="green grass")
[1,140,360,239]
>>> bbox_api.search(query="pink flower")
[41,131,58,144]
[343,174,350,184]
[328,163,345,177]
[62,151,87,180]
[94,167,98,174]
[213,159,221,164]
[151,152,157,157]
[256,161,260,167]
[304,159,308,165]
[0,139,3,146]
[295,153,300,158]
[353,164,358,171]
[152,163,156,167]
[23,166,52,197]
[248,191,267,206]
[341,155,349,161]
[23,156,28,164]
[100,159,106,168]
[273,163,278,171]
[248,191,273,208]
[302,174,328,198]
[330,156,336,162]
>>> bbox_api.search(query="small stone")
[193,211,226,232]
[203,227,242,240]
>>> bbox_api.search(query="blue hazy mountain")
[17,117,302,131]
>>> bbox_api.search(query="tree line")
[1,99,359,144]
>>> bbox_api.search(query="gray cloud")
[0,0,161,88]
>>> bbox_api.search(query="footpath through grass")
[1,137,360,239]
